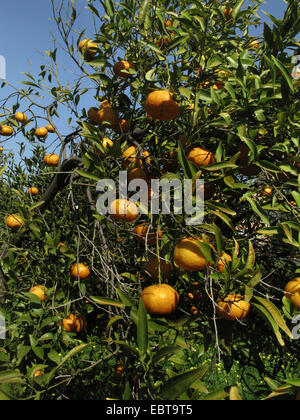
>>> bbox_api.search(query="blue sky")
[0,0,294,160]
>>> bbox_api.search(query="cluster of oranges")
[2,111,60,221]
[26,262,91,335]
[0,111,60,177]
[35,124,55,139]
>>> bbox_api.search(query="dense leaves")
[0,0,299,401]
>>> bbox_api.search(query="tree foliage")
[0,0,299,401]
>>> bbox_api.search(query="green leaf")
[285,378,300,387]
[122,381,132,400]
[48,350,61,365]
[106,315,123,332]
[116,288,135,307]
[90,296,125,309]
[0,166,7,177]
[264,377,282,391]
[252,303,284,346]
[160,363,209,400]
[114,340,139,358]
[103,0,114,18]
[211,210,235,231]
[195,239,215,265]
[46,343,92,384]
[0,370,25,385]
[200,162,238,171]
[206,201,236,216]
[152,345,182,365]
[229,386,243,400]
[177,138,196,179]
[212,223,224,256]
[272,55,294,93]
[246,197,270,226]
[245,240,255,270]
[263,385,292,400]
[137,298,148,356]
[263,23,273,47]
[76,169,99,182]
[232,0,246,20]
[254,296,293,339]
[202,388,229,400]
[145,68,156,81]
[257,160,281,173]
[138,0,150,24]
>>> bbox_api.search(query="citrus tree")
[0,0,300,401]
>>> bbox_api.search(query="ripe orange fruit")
[142,284,179,315]
[216,294,251,320]
[34,370,45,378]
[214,69,229,78]
[116,364,125,375]
[109,199,139,223]
[0,125,14,136]
[0,147,3,152]
[122,146,150,169]
[224,7,233,18]
[174,237,215,271]
[261,187,273,197]
[28,187,39,196]
[101,137,114,149]
[145,90,179,121]
[57,242,66,248]
[100,100,114,109]
[15,112,28,122]
[88,102,118,126]
[284,278,300,309]
[35,127,48,138]
[44,154,59,167]
[144,257,173,280]
[128,167,148,182]
[156,36,173,48]
[62,314,85,333]
[97,107,119,127]
[190,306,199,315]
[5,214,24,231]
[113,60,135,78]
[217,252,232,274]
[88,107,101,125]
[200,81,210,89]
[29,285,48,302]
[45,124,55,133]
[248,40,259,49]
[94,137,113,157]
[134,223,162,246]
[78,39,97,58]
[187,148,216,167]
[113,118,129,133]
[70,263,91,279]
[213,80,225,90]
